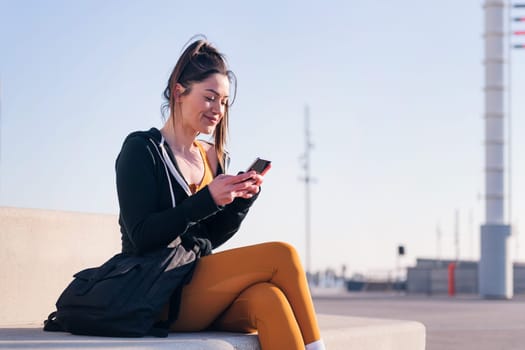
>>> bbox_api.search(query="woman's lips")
[203,115,219,124]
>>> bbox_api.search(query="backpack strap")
[150,261,195,336]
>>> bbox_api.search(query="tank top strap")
[192,141,214,193]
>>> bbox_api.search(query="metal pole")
[297,107,319,281]
[470,209,474,259]
[305,172,311,276]
[302,105,313,276]
[507,0,513,237]
[436,222,442,261]
[455,210,460,262]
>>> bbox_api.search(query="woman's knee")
[243,283,292,316]
[262,241,302,271]
[241,283,303,348]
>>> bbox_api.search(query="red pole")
[448,263,456,296]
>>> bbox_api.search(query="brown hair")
[161,36,237,171]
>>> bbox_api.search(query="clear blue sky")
[1,0,524,277]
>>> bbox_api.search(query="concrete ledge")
[0,314,425,350]
[0,207,426,349]
[0,327,259,350]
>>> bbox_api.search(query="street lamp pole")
[301,105,314,276]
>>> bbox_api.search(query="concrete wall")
[0,207,121,325]
[406,268,431,294]
[455,267,478,294]
[429,269,448,294]
[406,267,462,295]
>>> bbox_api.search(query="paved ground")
[312,291,525,350]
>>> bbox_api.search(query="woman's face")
[177,73,230,135]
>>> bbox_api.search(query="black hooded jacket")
[115,127,258,255]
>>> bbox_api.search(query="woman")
[115,37,326,350]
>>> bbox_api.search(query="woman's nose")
[211,100,223,115]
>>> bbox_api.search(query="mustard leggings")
[170,241,321,350]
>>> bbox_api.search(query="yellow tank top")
[189,141,214,194]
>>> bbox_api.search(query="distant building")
[407,258,525,295]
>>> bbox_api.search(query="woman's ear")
[173,83,187,102]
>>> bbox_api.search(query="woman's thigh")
[170,241,299,331]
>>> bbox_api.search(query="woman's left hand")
[244,162,271,197]
[243,171,264,196]
[233,171,263,199]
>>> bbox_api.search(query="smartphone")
[246,157,271,174]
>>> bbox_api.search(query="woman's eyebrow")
[205,88,228,98]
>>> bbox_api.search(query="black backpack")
[44,246,196,337]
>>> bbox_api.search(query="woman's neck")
[160,117,198,155]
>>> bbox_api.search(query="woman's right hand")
[207,172,259,206]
